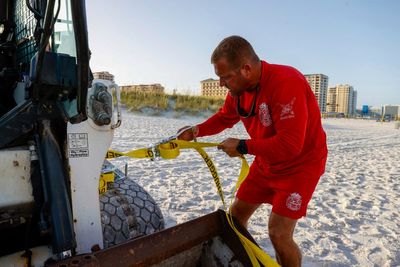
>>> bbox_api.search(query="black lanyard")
[236,86,259,118]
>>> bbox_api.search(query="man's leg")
[268,212,301,267]
[229,198,260,228]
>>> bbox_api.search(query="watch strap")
[236,139,248,154]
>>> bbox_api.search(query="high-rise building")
[350,90,357,115]
[327,84,357,115]
[326,87,337,113]
[200,78,228,98]
[93,71,114,82]
[304,74,328,113]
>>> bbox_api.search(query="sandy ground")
[110,111,400,267]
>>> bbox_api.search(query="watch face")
[236,140,248,154]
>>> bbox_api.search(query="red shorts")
[236,157,326,219]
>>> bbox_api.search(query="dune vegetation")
[120,91,225,117]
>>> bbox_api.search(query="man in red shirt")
[178,35,327,267]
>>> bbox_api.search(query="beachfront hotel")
[200,78,228,98]
[304,74,329,113]
[120,84,165,94]
[93,71,115,82]
[327,84,357,115]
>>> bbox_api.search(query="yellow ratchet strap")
[106,140,279,266]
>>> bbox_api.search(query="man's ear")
[241,63,252,77]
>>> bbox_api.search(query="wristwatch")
[236,139,248,155]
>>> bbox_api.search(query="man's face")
[214,57,248,97]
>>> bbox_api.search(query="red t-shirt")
[197,61,328,177]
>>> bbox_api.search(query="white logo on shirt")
[286,192,302,211]
[280,97,296,120]
[259,103,272,127]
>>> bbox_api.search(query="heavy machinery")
[0,1,268,266]
[0,0,164,265]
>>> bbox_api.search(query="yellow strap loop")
[107,140,279,266]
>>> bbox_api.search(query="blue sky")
[86,0,399,107]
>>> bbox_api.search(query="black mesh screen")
[14,0,38,66]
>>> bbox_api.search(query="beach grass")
[121,91,225,116]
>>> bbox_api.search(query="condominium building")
[304,74,328,113]
[93,71,114,82]
[120,84,165,94]
[382,105,399,119]
[327,84,357,115]
[200,78,228,98]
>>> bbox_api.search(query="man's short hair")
[211,35,259,69]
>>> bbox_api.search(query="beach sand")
[110,111,400,266]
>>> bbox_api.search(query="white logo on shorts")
[259,102,272,127]
[286,192,302,211]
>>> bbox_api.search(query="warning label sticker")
[68,133,89,158]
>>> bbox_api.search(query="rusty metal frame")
[49,210,262,267]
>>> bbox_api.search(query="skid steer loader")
[0,0,164,265]
[0,1,271,266]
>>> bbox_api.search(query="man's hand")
[177,126,198,141]
[218,138,241,157]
